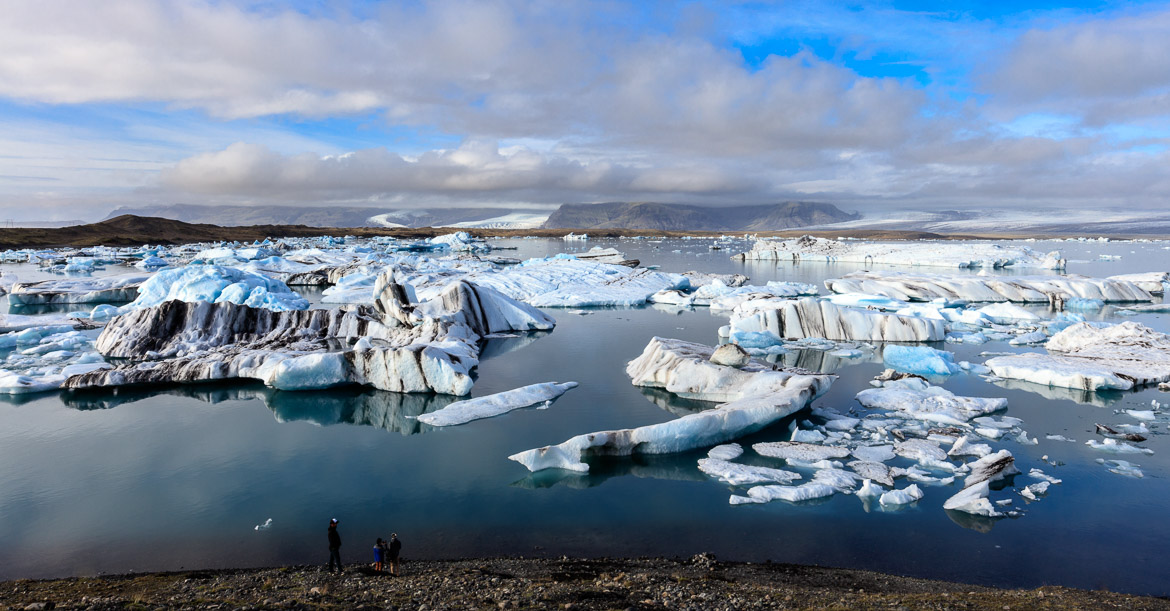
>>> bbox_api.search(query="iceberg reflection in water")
[58,383,457,436]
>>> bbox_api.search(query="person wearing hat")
[326,518,342,573]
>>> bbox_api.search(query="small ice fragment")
[1124,409,1157,421]
[1045,434,1075,442]
[254,518,273,531]
[707,443,744,461]
[1085,439,1154,454]
[1027,468,1062,485]
[879,484,924,507]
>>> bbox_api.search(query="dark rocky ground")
[2,555,1167,610]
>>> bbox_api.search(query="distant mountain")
[541,202,859,231]
[103,204,549,228]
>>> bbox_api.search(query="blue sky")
[0,0,1168,221]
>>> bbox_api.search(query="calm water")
[2,237,1170,594]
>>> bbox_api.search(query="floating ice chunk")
[857,479,884,498]
[1097,459,1144,478]
[429,231,489,252]
[1123,409,1157,421]
[254,518,273,531]
[1027,468,1062,485]
[825,271,1149,303]
[729,483,837,505]
[1020,482,1049,500]
[1108,272,1169,294]
[848,460,894,486]
[958,361,992,375]
[417,381,578,426]
[964,450,1018,487]
[471,259,686,308]
[812,468,860,491]
[856,378,1006,425]
[707,443,744,461]
[1014,430,1038,445]
[1085,439,1153,454]
[698,458,801,486]
[754,441,852,462]
[851,445,896,463]
[894,438,948,463]
[977,303,1041,324]
[879,484,924,507]
[882,345,959,377]
[988,322,1170,391]
[948,436,992,458]
[943,480,1003,517]
[1065,297,1104,311]
[791,429,826,443]
[1044,434,1075,442]
[824,293,908,310]
[1009,331,1048,346]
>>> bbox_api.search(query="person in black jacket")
[327,518,342,573]
[387,533,402,576]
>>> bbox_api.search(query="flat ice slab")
[416,381,577,426]
[732,236,1065,269]
[825,271,1152,303]
[987,322,1170,391]
[469,258,686,307]
[508,337,832,472]
[856,378,1007,426]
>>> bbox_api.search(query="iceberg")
[754,442,852,462]
[508,338,832,472]
[7,275,149,306]
[963,450,1019,487]
[856,378,1007,425]
[943,480,1003,517]
[825,271,1152,304]
[416,381,578,426]
[722,297,945,344]
[987,322,1170,391]
[881,345,959,377]
[129,266,308,311]
[66,275,556,396]
[1107,272,1169,294]
[733,235,1064,269]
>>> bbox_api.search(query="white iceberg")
[879,484,924,507]
[881,345,959,377]
[729,483,838,505]
[129,266,309,311]
[416,381,578,426]
[943,480,1003,517]
[470,258,686,308]
[987,322,1170,391]
[697,458,802,486]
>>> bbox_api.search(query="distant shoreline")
[2,556,1167,610]
[0,214,1150,250]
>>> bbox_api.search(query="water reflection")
[512,452,709,489]
[637,387,719,417]
[478,330,552,361]
[58,383,456,435]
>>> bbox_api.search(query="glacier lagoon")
[1,236,1170,594]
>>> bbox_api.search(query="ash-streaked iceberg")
[721,297,945,344]
[508,337,833,472]
[825,271,1151,304]
[416,381,578,426]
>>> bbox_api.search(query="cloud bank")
[0,0,1168,217]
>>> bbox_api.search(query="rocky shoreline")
[2,556,1167,610]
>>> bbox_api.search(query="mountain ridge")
[541,201,859,231]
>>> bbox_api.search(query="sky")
[0,0,1169,221]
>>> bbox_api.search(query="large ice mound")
[826,271,1152,304]
[733,236,1065,269]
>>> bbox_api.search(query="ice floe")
[720,297,945,345]
[416,381,578,426]
[856,378,1007,426]
[8,275,149,306]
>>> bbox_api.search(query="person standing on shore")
[326,518,342,573]
[372,538,385,573]
[388,533,402,576]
